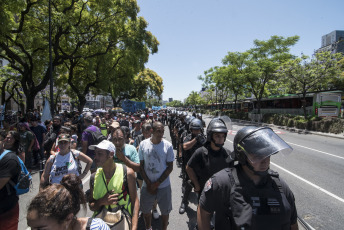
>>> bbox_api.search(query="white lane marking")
[82,174,91,185]
[227,138,344,203]
[286,142,344,160]
[271,162,344,204]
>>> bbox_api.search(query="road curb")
[231,119,344,140]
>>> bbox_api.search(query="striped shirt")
[89,218,110,230]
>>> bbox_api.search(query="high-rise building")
[169,98,173,102]
[316,30,344,54]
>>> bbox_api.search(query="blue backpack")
[0,150,32,195]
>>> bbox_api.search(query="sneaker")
[152,209,159,220]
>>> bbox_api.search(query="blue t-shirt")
[114,144,140,164]
[139,138,174,189]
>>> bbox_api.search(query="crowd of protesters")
[1,107,298,230]
[0,108,169,230]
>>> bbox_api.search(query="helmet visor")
[238,128,292,163]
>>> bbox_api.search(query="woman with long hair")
[27,174,110,230]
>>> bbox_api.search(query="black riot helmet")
[185,116,195,125]
[234,126,293,175]
[189,118,203,130]
[206,117,228,147]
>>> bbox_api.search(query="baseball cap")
[134,120,141,124]
[88,140,116,153]
[58,134,70,142]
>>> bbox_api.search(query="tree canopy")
[0,0,160,112]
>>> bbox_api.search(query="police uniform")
[180,133,204,204]
[199,164,298,230]
[187,143,234,192]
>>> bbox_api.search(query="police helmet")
[185,115,192,124]
[197,113,202,119]
[189,118,203,130]
[206,117,228,143]
[233,126,293,165]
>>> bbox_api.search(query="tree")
[166,100,183,108]
[277,51,343,117]
[0,0,158,112]
[130,68,163,102]
[243,35,299,113]
[221,52,248,111]
[185,91,204,109]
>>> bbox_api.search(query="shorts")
[140,185,172,215]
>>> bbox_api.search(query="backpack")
[85,128,106,145]
[0,150,32,195]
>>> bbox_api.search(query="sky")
[137,0,344,102]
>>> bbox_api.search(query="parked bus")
[313,92,342,117]
[249,91,342,117]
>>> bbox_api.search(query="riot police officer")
[186,116,234,200]
[197,126,298,230]
[179,118,206,214]
[197,113,206,128]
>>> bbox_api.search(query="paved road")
[19,116,343,229]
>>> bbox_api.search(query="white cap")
[88,140,116,153]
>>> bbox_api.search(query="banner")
[121,100,146,113]
[41,99,52,123]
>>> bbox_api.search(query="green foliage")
[0,0,159,112]
[166,100,183,107]
[261,113,344,134]
[185,91,204,107]
[277,51,343,118]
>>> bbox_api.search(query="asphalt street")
[18,116,343,229]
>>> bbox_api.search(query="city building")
[316,30,344,54]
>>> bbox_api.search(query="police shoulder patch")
[204,178,212,192]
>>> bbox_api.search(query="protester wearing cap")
[40,134,93,191]
[88,140,139,230]
[130,120,142,145]
[107,121,120,141]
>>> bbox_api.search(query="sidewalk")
[231,118,344,140]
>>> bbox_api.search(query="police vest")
[100,123,107,137]
[182,133,203,163]
[92,164,131,216]
[225,167,292,230]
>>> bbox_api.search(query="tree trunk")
[77,96,87,113]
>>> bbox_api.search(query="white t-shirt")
[138,138,174,189]
[49,150,80,184]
